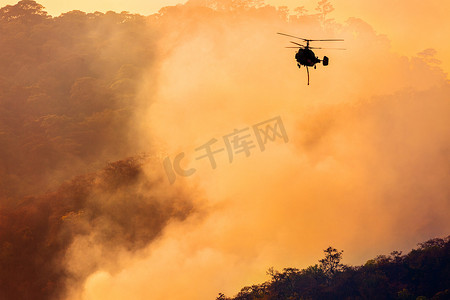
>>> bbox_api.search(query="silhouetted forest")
[218,236,450,300]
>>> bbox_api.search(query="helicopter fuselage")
[277,32,343,84]
[295,48,320,67]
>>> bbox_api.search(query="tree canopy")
[219,237,450,300]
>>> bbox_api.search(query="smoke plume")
[0,0,449,299]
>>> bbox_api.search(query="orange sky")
[0,0,187,15]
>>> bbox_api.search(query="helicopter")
[277,32,345,85]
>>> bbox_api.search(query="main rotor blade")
[309,46,346,50]
[290,41,305,47]
[309,39,344,42]
[285,47,302,48]
[277,32,344,42]
[277,32,306,40]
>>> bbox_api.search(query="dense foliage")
[0,2,180,298]
[0,0,158,200]
[218,237,450,300]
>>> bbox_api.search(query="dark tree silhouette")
[218,237,450,300]
[319,246,345,277]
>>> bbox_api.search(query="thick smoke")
[0,1,198,299]
[0,157,197,299]
[97,1,449,299]
[1,1,449,300]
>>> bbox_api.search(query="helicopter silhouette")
[277,32,345,85]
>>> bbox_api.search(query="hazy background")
[0,0,449,299]
[1,0,449,73]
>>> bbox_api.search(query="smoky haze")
[0,1,199,299]
[0,0,449,300]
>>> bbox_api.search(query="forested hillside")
[218,237,450,300]
[0,0,158,199]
